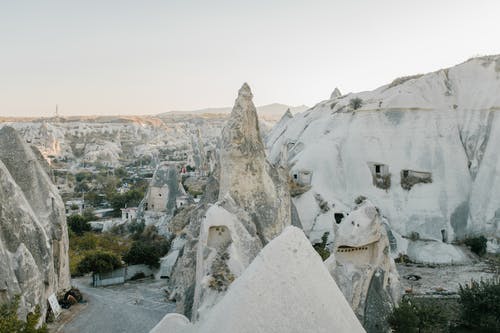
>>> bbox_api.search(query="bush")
[313,232,330,261]
[0,296,47,333]
[128,220,145,236]
[208,244,235,292]
[67,215,91,236]
[388,297,448,332]
[458,278,500,331]
[76,250,122,274]
[69,232,131,276]
[349,97,363,110]
[123,241,161,268]
[463,236,487,256]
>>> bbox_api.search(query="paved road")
[63,277,175,333]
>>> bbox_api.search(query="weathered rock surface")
[328,199,400,332]
[151,227,365,333]
[167,83,293,319]
[218,83,291,243]
[0,126,70,320]
[267,55,500,258]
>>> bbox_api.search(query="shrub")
[67,215,91,236]
[313,232,330,261]
[349,97,363,110]
[0,296,47,333]
[388,297,448,332]
[458,278,500,331]
[463,236,487,256]
[208,244,235,291]
[76,250,122,274]
[127,220,145,236]
[69,232,131,276]
[123,241,161,268]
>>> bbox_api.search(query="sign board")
[48,293,61,318]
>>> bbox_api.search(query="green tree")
[124,241,161,268]
[67,215,91,236]
[76,250,122,274]
[0,296,48,333]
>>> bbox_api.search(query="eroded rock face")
[168,84,292,319]
[0,126,70,321]
[219,83,291,243]
[329,199,400,332]
[266,55,500,257]
[152,227,365,333]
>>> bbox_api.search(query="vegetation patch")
[288,176,311,197]
[69,231,131,276]
[313,232,330,261]
[76,250,122,275]
[458,278,500,331]
[0,296,47,333]
[349,97,363,110]
[208,242,235,292]
[462,236,487,256]
[123,225,171,268]
[373,173,391,190]
[388,278,500,332]
[388,296,449,333]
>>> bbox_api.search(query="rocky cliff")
[0,126,70,321]
[267,55,500,261]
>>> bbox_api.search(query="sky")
[1,0,499,117]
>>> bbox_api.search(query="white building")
[65,199,85,216]
[121,207,138,222]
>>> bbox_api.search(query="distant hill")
[159,103,309,121]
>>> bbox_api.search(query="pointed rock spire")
[330,87,342,99]
[282,108,293,120]
[218,83,291,242]
[222,83,264,156]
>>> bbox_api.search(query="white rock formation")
[151,227,365,333]
[267,55,500,259]
[330,87,342,99]
[328,199,400,331]
[0,126,70,321]
[218,83,291,243]
[167,83,292,319]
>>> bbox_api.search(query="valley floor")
[60,277,175,333]
[397,255,499,295]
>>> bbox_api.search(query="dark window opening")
[441,229,448,243]
[375,165,381,174]
[334,213,344,224]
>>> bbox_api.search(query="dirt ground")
[397,255,499,295]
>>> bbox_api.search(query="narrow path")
[62,277,175,333]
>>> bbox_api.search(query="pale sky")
[1,0,499,117]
